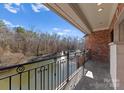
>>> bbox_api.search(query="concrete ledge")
[63,66,84,90]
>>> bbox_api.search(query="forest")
[0,20,84,67]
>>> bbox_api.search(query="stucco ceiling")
[45,3,118,34]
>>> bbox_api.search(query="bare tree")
[0,20,84,65]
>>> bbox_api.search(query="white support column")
[110,8,124,89]
[109,43,117,89]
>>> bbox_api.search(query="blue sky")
[0,3,84,39]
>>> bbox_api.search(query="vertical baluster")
[43,67,45,90]
[40,67,42,90]
[57,60,59,88]
[9,76,11,90]
[60,60,61,87]
[63,60,64,82]
[28,70,30,90]
[67,51,69,83]
[51,63,53,90]
[54,58,56,89]
[35,68,37,90]
[83,50,86,76]
[47,64,49,90]
[71,54,73,75]
[19,73,22,90]
[70,57,72,76]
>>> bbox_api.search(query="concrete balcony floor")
[74,60,114,90]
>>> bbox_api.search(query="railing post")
[54,58,57,89]
[83,49,86,76]
[66,50,69,83]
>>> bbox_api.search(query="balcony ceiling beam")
[44,3,92,34]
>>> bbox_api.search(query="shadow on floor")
[74,60,114,90]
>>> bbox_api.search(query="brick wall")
[84,30,110,62]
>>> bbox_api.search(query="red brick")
[84,30,110,62]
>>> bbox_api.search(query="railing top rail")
[0,53,65,71]
[0,51,83,71]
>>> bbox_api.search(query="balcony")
[0,49,114,90]
[0,51,86,90]
[0,3,124,90]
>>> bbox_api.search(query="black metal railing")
[0,50,85,90]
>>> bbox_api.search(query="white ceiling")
[45,3,118,33]
[78,3,118,31]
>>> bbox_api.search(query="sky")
[0,3,84,39]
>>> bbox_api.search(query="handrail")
[0,51,83,71]
[0,53,66,71]
[0,50,84,90]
